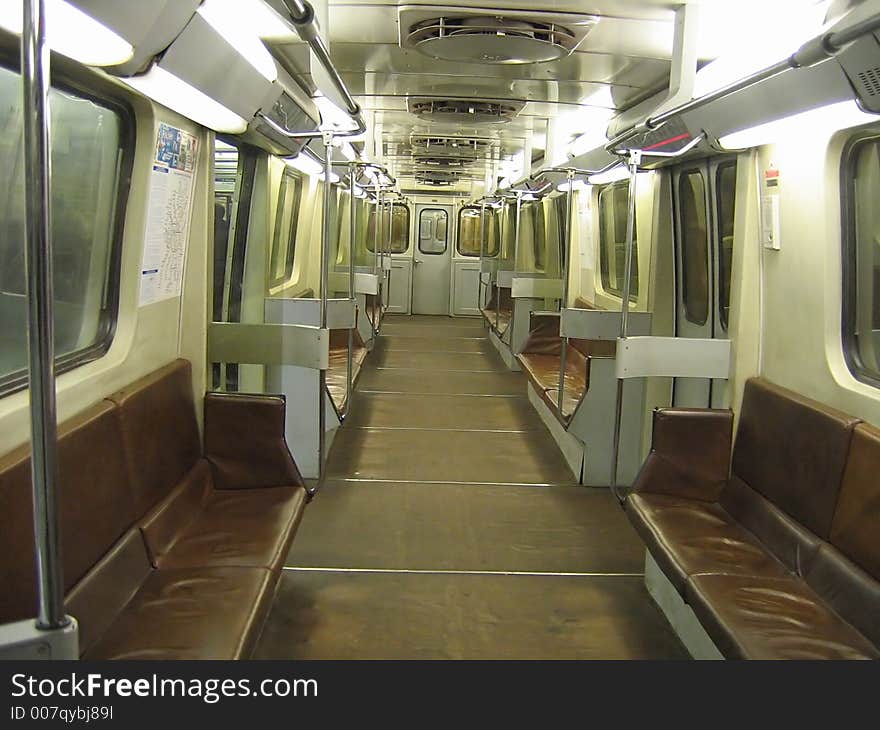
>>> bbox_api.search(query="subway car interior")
[1,0,880,661]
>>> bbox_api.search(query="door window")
[678,169,709,326]
[715,162,737,331]
[598,182,638,299]
[419,208,448,255]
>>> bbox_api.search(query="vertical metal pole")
[386,197,394,312]
[478,201,486,313]
[372,182,380,337]
[343,164,355,420]
[610,150,641,501]
[22,0,67,630]
[557,171,575,417]
[317,133,333,486]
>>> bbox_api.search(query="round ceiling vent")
[407,16,578,64]
[409,99,519,124]
[416,170,460,186]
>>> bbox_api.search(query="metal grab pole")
[371,182,380,337]
[478,201,486,314]
[385,197,394,312]
[315,133,334,492]
[609,150,641,502]
[343,164,356,420]
[556,170,575,416]
[22,0,67,630]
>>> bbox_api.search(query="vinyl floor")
[254,314,687,660]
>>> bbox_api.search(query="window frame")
[269,168,303,288]
[0,54,135,398]
[366,201,410,254]
[456,205,484,257]
[598,181,638,301]
[842,130,880,389]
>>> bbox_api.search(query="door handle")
[414,258,423,265]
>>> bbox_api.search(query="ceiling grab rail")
[604,10,880,155]
[257,0,366,139]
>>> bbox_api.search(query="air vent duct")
[408,97,524,124]
[399,5,596,65]
[415,171,460,186]
[409,135,494,155]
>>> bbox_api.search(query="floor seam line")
[282,567,645,578]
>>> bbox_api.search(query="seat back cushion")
[574,296,600,310]
[498,286,513,312]
[204,393,303,490]
[732,378,859,538]
[570,338,617,359]
[520,314,561,356]
[830,423,880,581]
[805,544,880,649]
[139,459,212,566]
[0,401,134,624]
[720,476,823,575]
[107,359,202,518]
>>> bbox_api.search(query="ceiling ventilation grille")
[408,98,524,124]
[409,135,494,155]
[399,5,597,65]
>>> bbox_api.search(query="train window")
[457,206,483,257]
[486,207,501,258]
[598,182,639,300]
[844,136,880,387]
[212,139,256,391]
[366,203,409,253]
[678,169,710,326]
[269,169,302,287]
[0,63,131,396]
[418,208,448,255]
[715,161,737,330]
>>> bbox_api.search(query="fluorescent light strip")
[124,67,247,133]
[588,165,630,186]
[197,0,278,82]
[0,0,133,67]
[557,180,591,193]
[719,100,879,150]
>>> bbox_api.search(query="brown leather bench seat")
[626,378,880,659]
[481,284,513,336]
[326,327,368,414]
[515,311,616,424]
[0,359,307,659]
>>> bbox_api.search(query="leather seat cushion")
[156,485,306,572]
[518,353,563,393]
[687,573,879,660]
[627,493,788,594]
[83,567,274,660]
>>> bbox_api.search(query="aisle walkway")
[255,315,687,659]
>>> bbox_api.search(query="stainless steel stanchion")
[609,150,641,502]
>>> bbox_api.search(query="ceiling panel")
[273,0,826,190]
